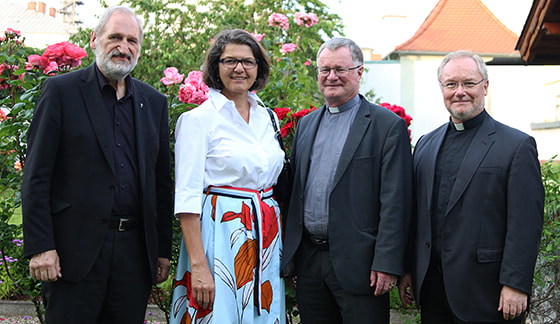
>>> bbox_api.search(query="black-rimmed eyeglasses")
[219,58,259,69]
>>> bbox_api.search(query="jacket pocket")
[476,247,503,263]
[51,200,71,215]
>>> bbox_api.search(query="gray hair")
[317,37,363,66]
[94,6,144,47]
[437,50,488,81]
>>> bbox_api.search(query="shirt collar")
[94,63,133,97]
[209,88,262,111]
[450,109,487,132]
[327,94,361,114]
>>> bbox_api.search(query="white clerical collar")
[453,122,465,131]
[328,106,340,113]
[326,95,361,114]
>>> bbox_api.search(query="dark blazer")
[281,96,413,295]
[411,113,544,322]
[22,64,173,284]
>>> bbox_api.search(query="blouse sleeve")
[174,112,207,215]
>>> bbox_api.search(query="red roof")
[395,0,519,54]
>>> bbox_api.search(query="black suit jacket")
[281,96,413,295]
[22,64,173,283]
[411,113,544,321]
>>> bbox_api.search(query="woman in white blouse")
[170,29,286,324]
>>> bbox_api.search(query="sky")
[15,0,534,56]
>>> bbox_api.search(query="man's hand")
[370,270,398,296]
[156,257,171,284]
[398,273,415,307]
[29,249,62,282]
[498,285,528,320]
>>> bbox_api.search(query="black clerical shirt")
[95,64,140,218]
[431,110,488,261]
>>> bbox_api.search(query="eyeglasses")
[317,65,362,77]
[219,57,259,69]
[440,78,485,91]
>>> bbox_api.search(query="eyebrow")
[106,33,139,42]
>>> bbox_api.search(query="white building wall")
[487,65,560,160]
[361,62,401,105]
[361,60,560,161]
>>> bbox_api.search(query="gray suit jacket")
[411,112,544,321]
[281,96,413,295]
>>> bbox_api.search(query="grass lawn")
[10,208,22,225]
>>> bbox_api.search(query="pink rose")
[189,91,209,106]
[178,70,209,105]
[160,67,184,85]
[44,61,58,74]
[185,71,204,87]
[280,43,298,54]
[42,42,87,70]
[304,60,311,66]
[0,64,19,89]
[250,33,265,42]
[26,54,49,70]
[0,109,7,122]
[268,13,290,30]
[178,84,209,105]
[6,28,21,37]
[294,12,319,28]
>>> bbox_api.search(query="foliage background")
[1,0,559,323]
[1,0,345,322]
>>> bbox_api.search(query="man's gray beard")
[95,47,137,81]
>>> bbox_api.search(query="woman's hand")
[190,263,215,310]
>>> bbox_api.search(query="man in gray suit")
[281,37,413,323]
[399,50,544,323]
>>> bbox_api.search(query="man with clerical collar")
[400,50,544,324]
[281,37,413,323]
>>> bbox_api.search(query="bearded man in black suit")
[22,6,173,323]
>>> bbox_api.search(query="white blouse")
[174,89,285,215]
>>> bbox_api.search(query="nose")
[454,84,467,95]
[116,43,129,55]
[233,61,245,72]
[326,69,339,79]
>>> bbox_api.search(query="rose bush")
[0,29,88,324]
[3,1,413,322]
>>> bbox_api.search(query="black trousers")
[42,225,152,324]
[295,237,389,324]
[420,261,523,324]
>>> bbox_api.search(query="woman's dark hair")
[203,29,270,91]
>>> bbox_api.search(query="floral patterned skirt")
[170,186,285,324]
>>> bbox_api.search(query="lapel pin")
[140,102,144,109]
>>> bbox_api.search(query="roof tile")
[395,0,518,54]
